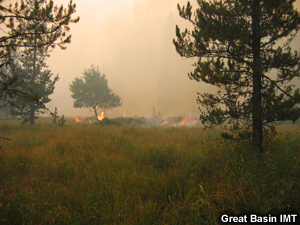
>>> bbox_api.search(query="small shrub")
[52,107,59,123]
[58,115,66,127]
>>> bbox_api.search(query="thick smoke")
[46,0,300,119]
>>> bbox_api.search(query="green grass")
[0,119,299,224]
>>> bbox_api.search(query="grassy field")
[0,118,299,224]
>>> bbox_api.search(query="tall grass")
[0,120,299,224]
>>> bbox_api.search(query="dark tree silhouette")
[10,47,59,124]
[0,0,79,114]
[173,0,300,152]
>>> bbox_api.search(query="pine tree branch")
[263,75,294,99]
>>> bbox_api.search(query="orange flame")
[98,110,105,121]
[124,112,127,118]
[75,116,85,122]
[162,120,168,126]
[179,117,188,126]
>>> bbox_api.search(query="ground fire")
[75,110,105,122]
[97,110,105,121]
[75,113,199,126]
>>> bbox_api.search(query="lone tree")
[69,65,122,121]
[0,0,79,114]
[174,0,300,152]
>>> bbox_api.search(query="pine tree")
[0,0,79,111]
[10,46,59,124]
[173,0,300,152]
[52,106,59,123]
[69,65,122,121]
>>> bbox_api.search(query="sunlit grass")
[0,119,299,224]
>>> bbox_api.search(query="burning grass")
[0,120,300,224]
[74,111,201,127]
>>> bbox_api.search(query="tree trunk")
[251,0,263,153]
[30,102,35,125]
[30,29,38,125]
[93,107,98,121]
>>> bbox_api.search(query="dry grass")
[0,118,299,224]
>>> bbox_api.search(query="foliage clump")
[58,115,66,127]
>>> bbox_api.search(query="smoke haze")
[9,0,299,118]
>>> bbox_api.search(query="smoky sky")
[4,0,300,118]
[46,0,203,118]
